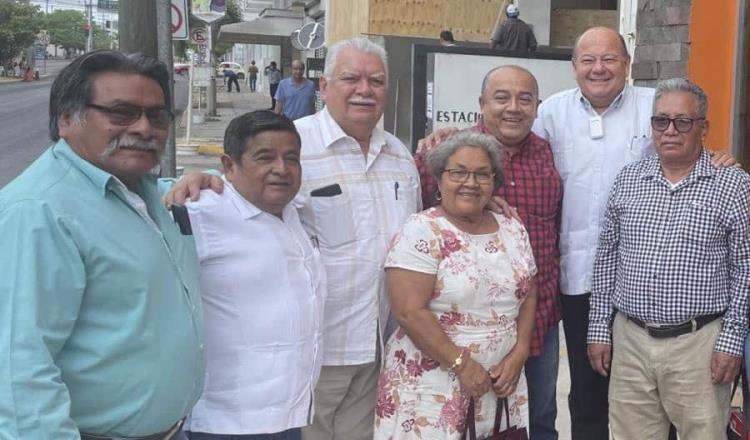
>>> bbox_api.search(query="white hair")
[323,37,388,78]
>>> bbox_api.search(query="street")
[0,59,69,188]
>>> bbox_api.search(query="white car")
[216,62,246,80]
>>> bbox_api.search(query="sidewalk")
[175,83,271,175]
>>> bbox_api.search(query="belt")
[80,419,184,440]
[625,313,724,338]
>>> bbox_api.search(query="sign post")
[171,0,188,40]
[191,0,225,116]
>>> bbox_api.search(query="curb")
[197,143,224,156]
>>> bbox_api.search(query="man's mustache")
[101,136,162,159]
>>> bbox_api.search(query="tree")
[92,23,117,50]
[212,0,242,57]
[44,9,87,54]
[0,0,42,66]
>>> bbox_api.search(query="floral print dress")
[374,208,537,440]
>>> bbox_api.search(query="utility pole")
[86,0,93,52]
[118,0,177,178]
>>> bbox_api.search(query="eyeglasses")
[650,116,704,133]
[87,103,173,129]
[442,168,495,184]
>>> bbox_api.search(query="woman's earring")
[435,190,442,201]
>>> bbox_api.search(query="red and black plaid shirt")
[414,123,563,356]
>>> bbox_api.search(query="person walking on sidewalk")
[247,60,259,92]
[274,60,316,120]
[265,61,282,110]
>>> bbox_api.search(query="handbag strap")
[461,397,477,440]
[493,397,512,434]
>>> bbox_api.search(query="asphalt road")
[0,59,70,188]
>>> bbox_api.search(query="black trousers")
[227,76,240,92]
[561,293,610,440]
[270,82,279,109]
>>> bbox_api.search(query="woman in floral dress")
[374,132,537,439]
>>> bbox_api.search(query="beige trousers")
[609,313,731,440]
[302,361,380,440]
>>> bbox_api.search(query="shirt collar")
[222,176,295,221]
[576,84,628,113]
[319,107,387,155]
[640,149,714,181]
[53,139,115,196]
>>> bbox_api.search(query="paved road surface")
[0,59,70,188]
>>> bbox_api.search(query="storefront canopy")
[217,9,303,45]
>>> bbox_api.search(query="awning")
[217,9,303,45]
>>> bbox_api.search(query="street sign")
[171,0,189,40]
[191,27,207,44]
[195,43,209,65]
[97,0,118,10]
[193,66,213,87]
[191,0,225,23]
[36,31,50,46]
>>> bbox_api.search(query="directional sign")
[171,0,188,40]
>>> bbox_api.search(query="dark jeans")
[525,326,560,440]
[270,83,279,109]
[186,428,301,440]
[249,77,257,91]
[561,293,609,440]
[227,76,240,92]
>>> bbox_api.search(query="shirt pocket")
[311,192,357,247]
[386,176,419,232]
[680,203,722,244]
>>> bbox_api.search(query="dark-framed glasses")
[442,168,495,184]
[650,116,704,133]
[87,103,173,129]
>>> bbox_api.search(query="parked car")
[174,63,191,75]
[216,61,246,80]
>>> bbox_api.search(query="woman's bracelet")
[448,347,469,372]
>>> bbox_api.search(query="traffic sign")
[171,0,188,40]
[191,27,207,44]
[192,0,225,23]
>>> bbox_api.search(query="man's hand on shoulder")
[711,351,741,385]
[709,150,740,168]
[163,171,224,206]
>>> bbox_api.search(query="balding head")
[572,27,631,111]
[478,65,539,148]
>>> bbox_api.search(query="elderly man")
[587,78,750,439]
[0,51,204,439]
[414,65,562,440]
[165,37,421,440]
[183,111,326,440]
[274,60,316,120]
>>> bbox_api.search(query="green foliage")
[0,0,42,65]
[44,9,87,52]
[212,0,241,57]
[92,23,117,51]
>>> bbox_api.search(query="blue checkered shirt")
[588,150,750,356]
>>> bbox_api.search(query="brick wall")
[550,8,618,47]
[632,0,692,87]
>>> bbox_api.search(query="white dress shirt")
[532,84,655,296]
[293,108,421,365]
[184,178,326,435]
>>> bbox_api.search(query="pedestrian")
[588,78,749,439]
[164,37,422,440]
[224,68,240,92]
[0,50,203,440]
[182,110,326,440]
[490,4,537,51]
[375,131,536,439]
[414,65,563,440]
[274,60,316,120]
[439,30,457,47]
[247,60,259,92]
[265,61,282,110]
[532,26,735,439]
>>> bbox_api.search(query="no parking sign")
[171,0,188,40]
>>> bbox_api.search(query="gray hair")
[323,37,388,78]
[480,65,539,99]
[49,50,171,141]
[426,131,504,193]
[653,78,709,118]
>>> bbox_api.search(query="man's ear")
[220,154,235,176]
[57,112,74,137]
[319,76,328,102]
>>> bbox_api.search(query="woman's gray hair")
[426,131,504,192]
[653,78,709,118]
[323,37,388,78]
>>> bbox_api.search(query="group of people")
[0,24,747,440]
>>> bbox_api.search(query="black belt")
[625,312,723,338]
[80,419,183,440]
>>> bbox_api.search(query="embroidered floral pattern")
[375,208,533,439]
